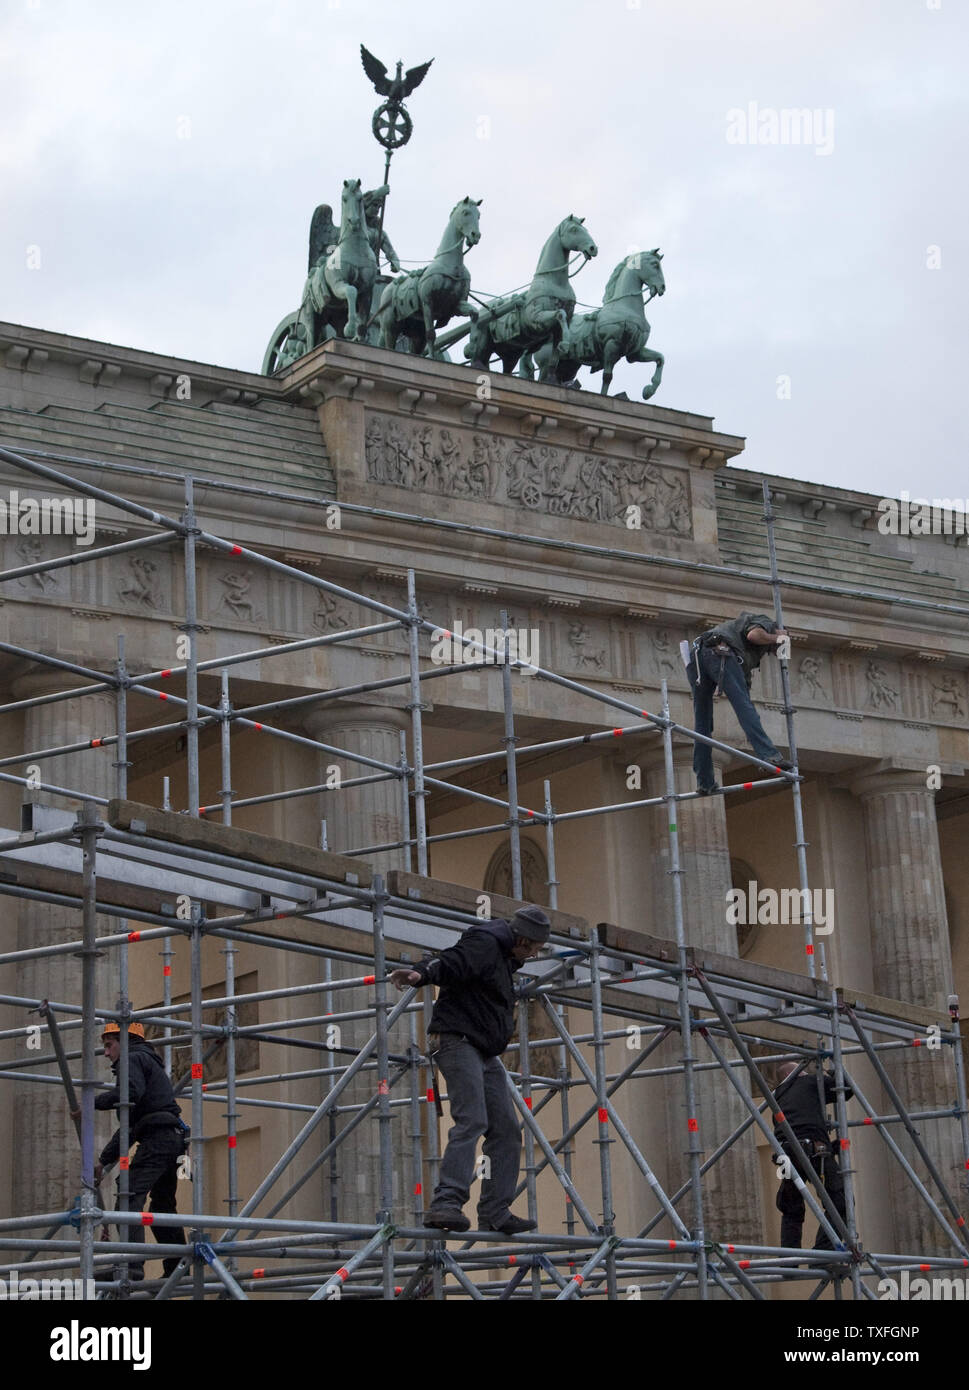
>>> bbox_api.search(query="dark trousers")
[775,1138,848,1250]
[430,1035,522,1225]
[687,644,782,788]
[118,1129,187,1274]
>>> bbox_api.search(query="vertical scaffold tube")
[589,927,618,1299]
[500,610,522,900]
[543,779,558,911]
[516,996,541,1298]
[661,680,708,1297]
[406,571,428,876]
[398,729,412,873]
[829,1007,862,1299]
[78,803,100,1297]
[372,876,396,1298]
[190,903,205,1298]
[113,637,131,1269]
[183,477,201,818]
[762,480,823,980]
[219,670,239,1229]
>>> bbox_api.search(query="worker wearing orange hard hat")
[88,1018,189,1280]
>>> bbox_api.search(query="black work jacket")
[773,1072,853,1142]
[700,612,778,687]
[417,920,521,1058]
[95,1039,182,1164]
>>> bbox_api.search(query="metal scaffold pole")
[183,476,201,819]
[762,479,823,980]
[660,680,708,1298]
[190,901,206,1298]
[371,876,396,1298]
[113,635,131,1285]
[77,803,101,1297]
[406,570,428,876]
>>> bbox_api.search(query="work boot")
[423,1206,470,1232]
[477,1213,537,1235]
[696,782,720,797]
[773,758,795,772]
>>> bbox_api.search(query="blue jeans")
[687,645,783,788]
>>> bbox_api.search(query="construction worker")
[390,905,551,1234]
[773,1061,853,1250]
[87,1022,187,1279]
[687,611,794,794]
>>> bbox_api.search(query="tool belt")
[773,1135,835,1169]
[692,636,740,695]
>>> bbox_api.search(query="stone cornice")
[286,338,745,464]
[0,320,282,404]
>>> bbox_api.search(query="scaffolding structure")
[0,434,967,1302]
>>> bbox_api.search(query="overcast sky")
[1,0,966,501]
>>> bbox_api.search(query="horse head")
[452,196,482,249]
[560,214,598,261]
[341,178,365,229]
[630,248,666,299]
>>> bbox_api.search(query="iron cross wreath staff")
[360,44,433,266]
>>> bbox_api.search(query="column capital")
[848,761,937,801]
[300,699,410,741]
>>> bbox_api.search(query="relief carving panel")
[364,412,692,536]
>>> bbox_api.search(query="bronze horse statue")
[375,197,482,357]
[465,214,598,376]
[297,178,378,346]
[521,249,666,399]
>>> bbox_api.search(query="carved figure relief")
[16,537,59,591]
[567,620,607,671]
[118,556,161,609]
[363,412,692,534]
[797,655,828,701]
[218,569,259,622]
[931,675,966,720]
[651,628,680,681]
[313,592,353,631]
[865,661,898,711]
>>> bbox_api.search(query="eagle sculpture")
[360,45,433,102]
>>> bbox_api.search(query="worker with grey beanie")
[390,905,551,1234]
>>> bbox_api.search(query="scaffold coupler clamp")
[67,1195,82,1230]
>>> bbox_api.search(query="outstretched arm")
[746,625,787,646]
[389,932,496,991]
[380,231,401,274]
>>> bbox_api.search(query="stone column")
[300,701,410,1226]
[851,766,963,1254]
[644,747,765,1248]
[305,702,410,873]
[11,674,120,1220]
